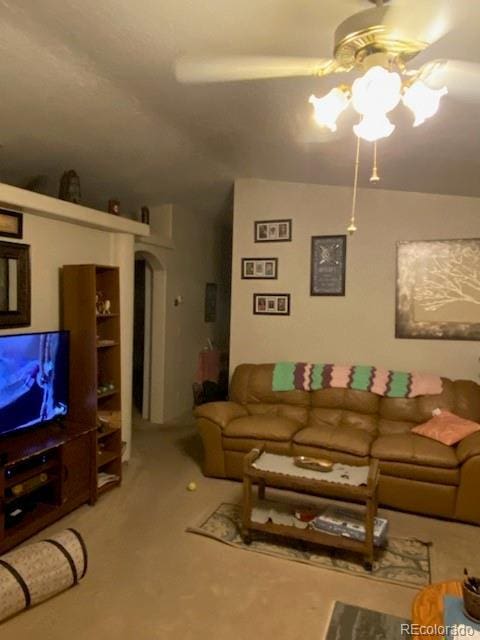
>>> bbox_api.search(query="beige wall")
[230,178,480,381]
[0,213,114,333]
[136,204,230,424]
[0,212,136,456]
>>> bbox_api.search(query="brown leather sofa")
[195,363,480,525]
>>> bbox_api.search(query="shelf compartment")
[5,459,59,489]
[97,450,120,469]
[97,426,121,441]
[5,475,59,505]
[97,388,119,400]
[96,340,119,349]
[4,502,58,536]
[97,479,121,496]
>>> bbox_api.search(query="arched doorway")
[133,250,166,423]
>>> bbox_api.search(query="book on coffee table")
[310,505,388,546]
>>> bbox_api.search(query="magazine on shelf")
[97,472,120,488]
[310,505,388,546]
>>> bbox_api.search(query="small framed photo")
[255,219,292,243]
[241,258,278,279]
[0,208,23,239]
[253,293,290,316]
[311,235,346,296]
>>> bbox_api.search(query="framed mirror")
[0,241,30,327]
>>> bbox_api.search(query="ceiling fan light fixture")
[352,66,402,117]
[353,113,395,142]
[402,80,448,126]
[309,87,351,131]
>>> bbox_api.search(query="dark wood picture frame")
[241,258,278,279]
[396,238,480,340]
[0,208,23,239]
[254,219,292,243]
[310,235,346,296]
[253,293,290,316]
[0,241,31,327]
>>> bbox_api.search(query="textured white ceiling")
[0,0,479,217]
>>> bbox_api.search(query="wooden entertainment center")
[0,263,124,553]
[0,420,96,554]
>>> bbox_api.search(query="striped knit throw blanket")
[272,362,443,398]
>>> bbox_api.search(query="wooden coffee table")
[242,447,380,570]
[411,581,462,640]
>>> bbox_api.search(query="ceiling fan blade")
[382,0,454,46]
[174,56,338,84]
[415,59,480,101]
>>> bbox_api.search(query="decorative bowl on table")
[463,580,480,622]
[294,456,333,472]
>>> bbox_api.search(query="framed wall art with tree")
[396,238,480,340]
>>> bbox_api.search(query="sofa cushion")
[378,419,415,436]
[378,460,460,486]
[246,403,308,425]
[223,415,302,441]
[309,407,377,434]
[372,434,458,469]
[411,409,480,446]
[230,363,310,407]
[293,423,374,457]
[311,388,379,414]
[222,437,291,454]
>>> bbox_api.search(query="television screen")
[0,331,69,437]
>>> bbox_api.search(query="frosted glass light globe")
[309,87,350,132]
[352,66,402,116]
[402,80,448,126]
[353,114,395,142]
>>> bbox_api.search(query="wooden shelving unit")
[62,264,123,499]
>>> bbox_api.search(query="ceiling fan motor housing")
[334,8,429,71]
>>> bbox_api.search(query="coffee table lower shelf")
[243,504,372,567]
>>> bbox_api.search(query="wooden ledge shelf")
[97,427,121,441]
[97,389,119,400]
[97,479,121,496]
[96,341,119,349]
[97,451,120,469]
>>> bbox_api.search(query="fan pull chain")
[370,141,380,182]
[347,135,361,235]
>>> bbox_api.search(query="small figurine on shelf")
[96,291,105,315]
[104,299,111,315]
[59,170,81,203]
[108,199,120,215]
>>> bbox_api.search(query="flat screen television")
[0,331,69,437]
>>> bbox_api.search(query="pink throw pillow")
[412,409,480,446]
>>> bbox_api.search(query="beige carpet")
[3,419,480,639]
[188,502,431,588]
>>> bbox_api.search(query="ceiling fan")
[175,0,477,142]
[174,0,478,232]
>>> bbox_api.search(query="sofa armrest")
[194,401,247,429]
[456,431,480,464]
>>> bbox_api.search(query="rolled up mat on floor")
[0,528,87,623]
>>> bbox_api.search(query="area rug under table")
[187,502,431,589]
[326,602,410,639]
